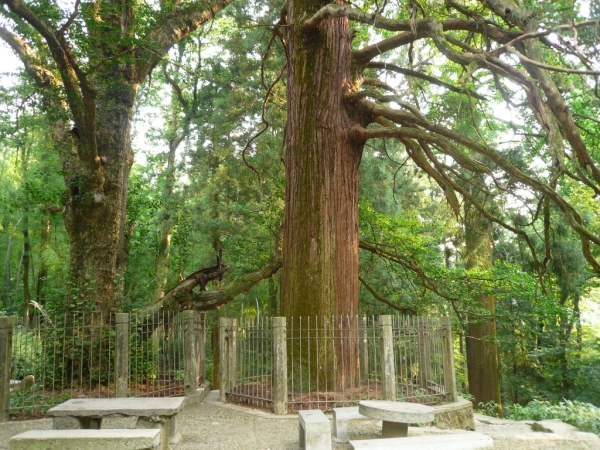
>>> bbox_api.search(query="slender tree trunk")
[464,195,502,416]
[35,212,50,303]
[20,141,32,328]
[281,0,364,389]
[2,221,18,299]
[151,137,179,304]
[22,222,31,329]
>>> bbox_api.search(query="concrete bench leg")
[381,421,408,438]
[333,419,348,441]
[299,421,306,448]
[137,416,174,450]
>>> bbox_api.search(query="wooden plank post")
[379,315,396,401]
[114,313,129,398]
[272,317,287,415]
[0,317,14,422]
[441,316,457,402]
[358,316,368,382]
[183,310,197,396]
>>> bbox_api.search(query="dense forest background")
[1,0,599,418]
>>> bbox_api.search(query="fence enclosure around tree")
[1,313,456,421]
[222,315,456,414]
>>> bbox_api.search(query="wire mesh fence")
[7,310,201,420]
[224,314,453,413]
[227,316,274,410]
[9,312,114,420]
[392,315,447,404]
[128,311,186,398]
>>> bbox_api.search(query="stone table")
[47,397,185,450]
[358,400,434,438]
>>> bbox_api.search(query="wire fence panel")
[392,315,447,404]
[8,310,199,420]
[129,311,186,397]
[228,316,274,410]
[226,314,451,413]
[9,312,114,420]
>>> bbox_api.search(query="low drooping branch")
[359,275,416,314]
[143,254,282,314]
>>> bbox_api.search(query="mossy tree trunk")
[281,0,364,389]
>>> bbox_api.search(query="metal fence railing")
[6,310,204,420]
[222,314,455,413]
[392,315,447,404]
[9,312,113,420]
[228,316,273,410]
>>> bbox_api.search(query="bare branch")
[366,61,487,100]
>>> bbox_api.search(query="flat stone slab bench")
[350,432,494,449]
[9,429,161,450]
[298,409,332,450]
[47,397,185,450]
[359,400,434,438]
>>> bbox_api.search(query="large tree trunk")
[281,0,363,389]
[464,195,502,415]
[63,66,136,317]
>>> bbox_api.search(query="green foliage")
[506,400,600,436]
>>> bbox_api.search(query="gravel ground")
[1,391,599,449]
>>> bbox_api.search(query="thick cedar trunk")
[281,0,363,388]
[464,196,502,415]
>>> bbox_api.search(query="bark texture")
[281,0,365,388]
[464,193,502,416]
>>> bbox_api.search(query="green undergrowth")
[477,399,600,436]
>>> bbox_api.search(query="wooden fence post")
[183,310,197,397]
[114,313,129,398]
[272,317,287,415]
[228,318,237,392]
[441,316,457,402]
[197,312,206,385]
[418,316,432,390]
[218,317,228,402]
[358,316,368,383]
[379,315,396,401]
[0,317,14,422]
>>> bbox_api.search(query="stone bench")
[350,432,494,449]
[9,429,161,450]
[298,409,332,450]
[47,397,185,450]
[332,406,369,441]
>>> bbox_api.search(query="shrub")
[505,399,600,436]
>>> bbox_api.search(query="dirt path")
[1,391,598,449]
